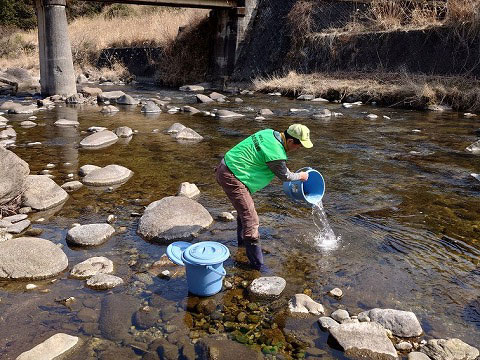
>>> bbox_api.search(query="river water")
[0,84,479,358]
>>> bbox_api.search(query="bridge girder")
[78,0,238,9]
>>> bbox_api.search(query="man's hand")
[299,171,309,181]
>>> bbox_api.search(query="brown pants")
[215,161,259,243]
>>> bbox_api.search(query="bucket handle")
[206,265,226,277]
[295,167,313,173]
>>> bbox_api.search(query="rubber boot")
[236,217,244,247]
[245,241,264,270]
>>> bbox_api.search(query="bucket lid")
[182,241,230,266]
[166,241,191,266]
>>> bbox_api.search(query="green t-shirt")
[224,129,287,193]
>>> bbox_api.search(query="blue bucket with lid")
[283,167,325,205]
[166,241,230,296]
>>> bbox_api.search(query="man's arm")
[267,160,307,181]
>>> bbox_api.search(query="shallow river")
[0,84,479,359]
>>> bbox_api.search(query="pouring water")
[312,200,340,250]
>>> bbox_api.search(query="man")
[215,124,313,270]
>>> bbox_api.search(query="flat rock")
[4,214,28,223]
[81,86,102,97]
[297,94,315,100]
[71,256,114,279]
[16,333,80,360]
[61,181,83,192]
[175,127,203,141]
[166,123,186,134]
[87,273,123,290]
[100,105,119,114]
[66,223,115,246]
[466,140,480,154]
[0,237,68,280]
[360,308,423,337]
[179,84,204,92]
[116,94,139,105]
[20,120,36,127]
[78,164,101,177]
[329,322,398,360]
[177,182,200,198]
[22,175,68,211]
[182,105,200,114]
[97,91,126,103]
[209,92,226,101]
[141,101,161,113]
[114,126,133,138]
[421,338,479,360]
[7,219,30,234]
[0,128,16,138]
[248,276,286,299]
[0,147,29,204]
[54,119,79,127]
[196,94,214,103]
[82,164,133,186]
[318,316,339,330]
[408,352,431,360]
[288,294,324,315]
[80,130,118,149]
[138,196,213,242]
[259,108,274,116]
[216,109,245,119]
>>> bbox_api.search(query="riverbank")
[253,71,480,112]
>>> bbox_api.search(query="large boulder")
[420,338,479,360]
[0,147,29,205]
[359,308,423,337]
[66,223,115,246]
[81,164,133,186]
[21,175,68,211]
[138,196,213,242]
[16,333,80,360]
[80,130,118,149]
[116,94,139,105]
[329,322,398,360]
[0,237,68,280]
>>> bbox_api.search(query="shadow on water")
[1,84,479,358]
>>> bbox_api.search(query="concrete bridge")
[34,0,257,96]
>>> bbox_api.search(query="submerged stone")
[216,110,245,119]
[16,333,80,360]
[54,119,80,127]
[71,256,114,279]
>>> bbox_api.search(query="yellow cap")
[287,124,313,148]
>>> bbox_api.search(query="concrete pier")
[35,0,76,96]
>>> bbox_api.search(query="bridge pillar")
[35,0,76,96]
[212,0,258,78]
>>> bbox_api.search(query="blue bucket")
[166,241,230,297]
[283,167,325,205]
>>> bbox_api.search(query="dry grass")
[0,6,208,78]
[253,70,480,111]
